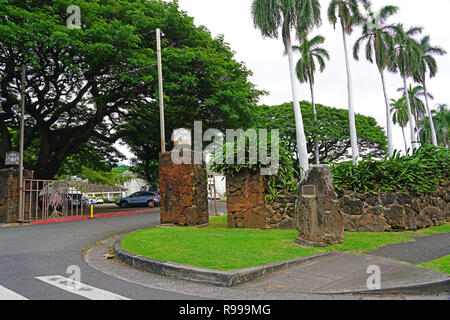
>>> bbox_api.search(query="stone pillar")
[0,168,33,224]
[158,151,208,226]
[295,165,344,247]
[226,168,266,229]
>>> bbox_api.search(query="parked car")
[94,198,104,204]
[208,191,221,200]
[106,197,116,204]
[116,191,160,208]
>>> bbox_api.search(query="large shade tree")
[413,35,447,147]
[328,0,365,165]
[0,0,261,179]
[353,3,398,157]
[254,102,387,165]
[251,0,322,177]
[294,35,329,164]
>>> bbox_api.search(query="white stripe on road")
[36,276,130,300]
[0,285,28,300]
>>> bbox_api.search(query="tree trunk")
[285,32,309,177]
[422,81,438,146]
[341,22,359,165]
[309,79,319,164]
[380,70,394,157]
[402,74,420,150]
[401,126,408,155]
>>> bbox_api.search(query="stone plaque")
[5,151,19,166]
[302,185,316,197]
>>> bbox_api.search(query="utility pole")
[156,28,166,153]
[18,64,25,222]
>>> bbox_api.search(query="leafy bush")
[209,135,299,201]
[330,144,450,195]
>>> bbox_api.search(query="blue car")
[116,191,160,208]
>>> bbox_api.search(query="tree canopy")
[254,102,388,164]
[0,0,262,179]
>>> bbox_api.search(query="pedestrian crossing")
[0,285,28,300]
[0,276,130,300]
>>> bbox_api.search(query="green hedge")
[330,144,449,195]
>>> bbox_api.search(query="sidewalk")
[235,251,449,295]
[366,232,450,264]
[87,236,449,299]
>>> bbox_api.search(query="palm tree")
[391,24,423,150]
[419,104,449,147]
[353,3,398,157]
[390,97,409,154]
[328,0,365,165]
[396,84,429,126]
[293,35,330,164]
[251,0,321,176]
[413,35,447,147]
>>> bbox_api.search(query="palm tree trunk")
[401,126,408,155]
[285,32,309,177]
[402,74,420,150]
[422,81,438,146]
[341,22,359,165]
[380,69,394,157]
[309,79,319,164]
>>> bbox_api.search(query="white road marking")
[0,285,28,300]
[36,275,130,300]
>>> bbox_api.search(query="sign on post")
[5,151,20,166]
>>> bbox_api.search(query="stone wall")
[159,152,208,226]
[0,169,34,224]
[226,168,266,229]
[225,166,449,232]
[266,196,297,229]
[340,184,450,232]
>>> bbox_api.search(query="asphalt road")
[0,211,200,300]
[366,232,450,264]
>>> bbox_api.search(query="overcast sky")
[119,0,450,162]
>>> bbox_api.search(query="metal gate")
[21,179,87,222]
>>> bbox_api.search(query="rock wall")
[340,184,450,232]
[225,166,449,232]
[266,196,297,229]
[226,168,266,229]
[159,152,208,226]
[0,169,34,224]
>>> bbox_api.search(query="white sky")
[118,0,450,162]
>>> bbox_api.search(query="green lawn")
[418,256,450,275]
[121,216,450,271]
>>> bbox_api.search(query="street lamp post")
[18,64,25,222]
[156,28,166,153]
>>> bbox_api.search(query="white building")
[207,172,226,198]
[121,171,151,196]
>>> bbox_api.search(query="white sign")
[5,151,19,166]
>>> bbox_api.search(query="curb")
[114,237,331,287]
[30,209,158,225]
[327,278,450,296]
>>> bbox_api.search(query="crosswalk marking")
[36,275,130,300]
[0,285,28,300]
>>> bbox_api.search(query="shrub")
[209,135,299,201]
[330,144,450,195]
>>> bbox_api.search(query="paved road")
[367,233,450,264]
[0,210,447,300]
[0,212,199,300]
